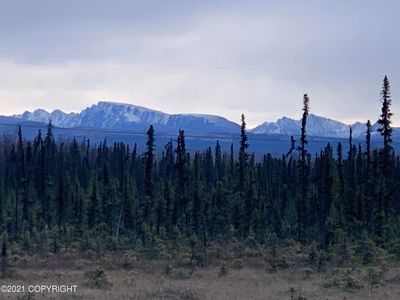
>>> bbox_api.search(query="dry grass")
[2,253,400,299]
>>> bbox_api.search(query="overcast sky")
[0,0,399,127]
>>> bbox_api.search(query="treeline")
[0,76,399,256]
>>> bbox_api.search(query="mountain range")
[251,115,382,138]
[12,101,387,139]
[14,101,239,134]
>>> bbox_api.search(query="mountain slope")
[251,114,384,138]
[15,101,240,134]
[13,101,395,138]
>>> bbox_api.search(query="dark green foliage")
[175,129,189,233]
[376,76,394,238]
[218,262,228,277]
[239,114,249,189]
[84,267,112,289]
[143,125,155,229]
[0,78,397,261]
[297,94,310,243]
[1,240,7,276]
[378,76,393,162]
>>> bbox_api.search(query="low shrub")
[84,267,112,289]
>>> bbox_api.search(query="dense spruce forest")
[0,76,399,265]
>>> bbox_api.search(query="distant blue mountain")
[250,114,385,139]
[3,101,399,155]
[15,101,240,134]
[14,101,393,139]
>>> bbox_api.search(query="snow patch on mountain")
[14,101,239,134]
[13,101,396,138]
[250,114,380,138]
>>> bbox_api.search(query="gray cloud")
[0,0,399,127]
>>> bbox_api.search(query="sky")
[0,0,399,128]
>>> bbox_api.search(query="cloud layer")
[0,0,399,127]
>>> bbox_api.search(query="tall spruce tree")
[336,142,345,218]
[377,75,393,173]
[366,120,372,164]
[239,114,249,189]
[346,127,356,223]
[378,75,393,215]
[364,120,375,232]
[144,125,155,226]
[297,93,310,243]
[175,129,189,233]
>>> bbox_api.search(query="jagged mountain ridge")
[251,114,382,138]
[14,101,389,138]
[16,101,240,134]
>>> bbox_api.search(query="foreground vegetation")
[2,239,400,299]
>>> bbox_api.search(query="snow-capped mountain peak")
[12,101,390,138]
[250,114,379,138]
[14,101,240,134]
